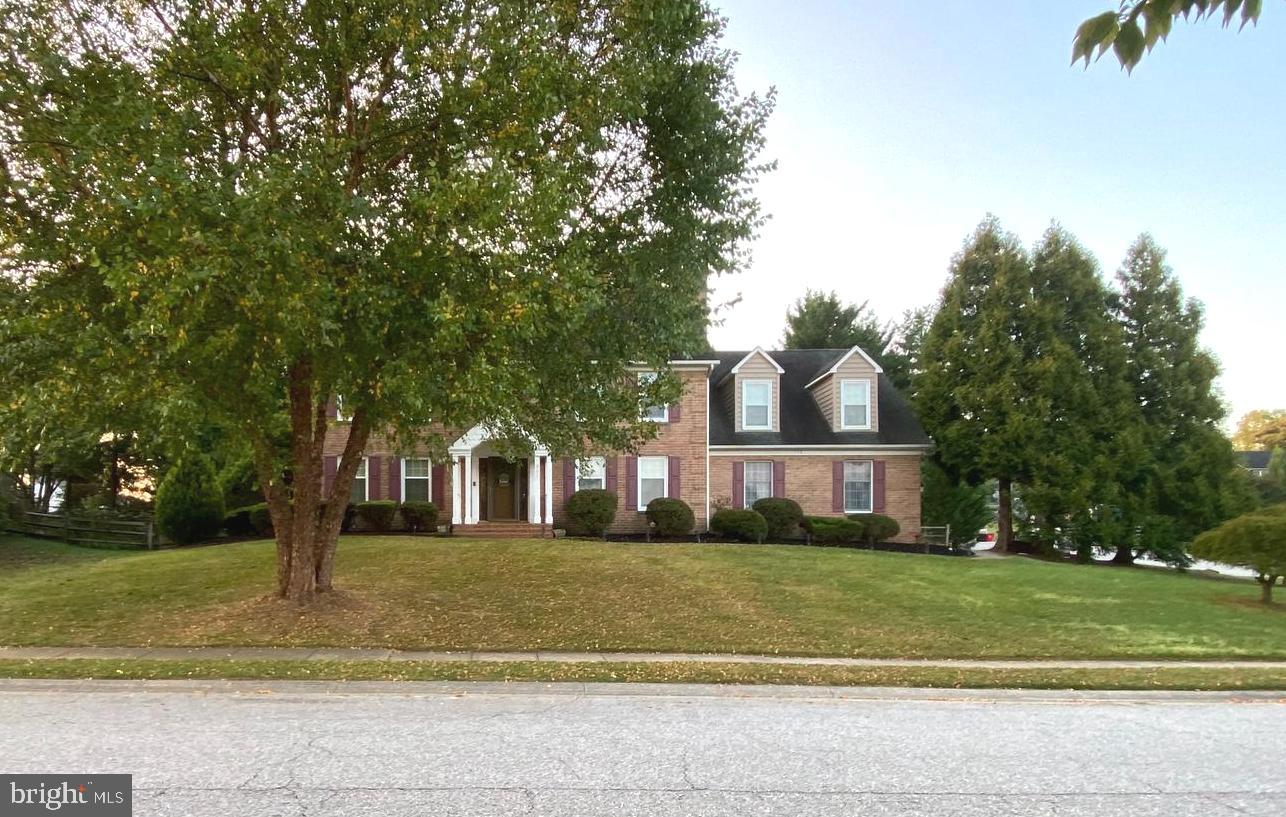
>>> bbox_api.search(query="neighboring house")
[1237,451,1272,478]
[322,345,933,542]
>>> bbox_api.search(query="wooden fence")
[11,511,157,549]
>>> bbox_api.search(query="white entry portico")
[448,425,554,526]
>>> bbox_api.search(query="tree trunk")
[1261,576,1276,605]
[1112,543,1134,565]
[995,477,1013,553]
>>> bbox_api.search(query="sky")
[706,0,1285,427]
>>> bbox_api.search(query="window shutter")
[832,461,844,513]
[431,464,445,507]
[388,458,401,502]
[325,397,337,420]
[668,456,681,499]
[772,460,785,498]
[669,400,682,422]
[606,456,618,493]
[324,456,338,496]
[625,456,638,509]
[562,458,576,504]
[873,460,887,513]
[367,455,382,499]
[732,461,744,509]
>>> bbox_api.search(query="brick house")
[322,345,933,542]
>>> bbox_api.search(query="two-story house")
[322,345,933,542]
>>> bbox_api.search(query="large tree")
[0,0,769,599]
[1074,0,1267,71]
[916,219,1048,552]
[1233,410,1286,451]
[782,290,891,355]
[1113,235,1239,563]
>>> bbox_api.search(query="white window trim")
[743,460,773,509]
[401,457,432,503]
[637,455,669,511]
[341,456,369,502]
[741,379,773,431]
[576,456,607,491]
[335,395,352,423]
[639,372,669,423]
[843,459,874,514]
[839,378,873,431]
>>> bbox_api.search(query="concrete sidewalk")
[2,645,1285,670]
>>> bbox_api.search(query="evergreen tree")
[884,305,935,394]
[916,219,1047,552]
[155,454,225,546]
[782,290,892,354]
[1113,235,1236,564]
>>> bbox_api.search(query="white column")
[542,454,554,523]
[466,455,478,523]
[527,456,540,522]
[451,455,464,524]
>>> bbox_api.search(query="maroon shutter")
[325,397,337,420]
[388,458,401,502]
[832,461,845,513]
[606,456,619,494]
[772,460,785,498]
[626,456,638,510]
[873,460,887,513]
[563,457,576,504]
[668,456,681,499]
[732,461,744,509]
[367,455,382,499]
[323,456,337,496]
[669,400,682,422]
[431,464,445,507]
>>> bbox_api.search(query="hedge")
[752,497,803,539]
[847,513,900,544]
[400,501,439,533]
[804,516,864,545]
[646,497,695,537]
[354,500,398,531]
[710,508,768,543]
[565,489,617,536]
[223,505,256,536]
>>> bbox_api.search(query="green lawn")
[1,534,1283,660]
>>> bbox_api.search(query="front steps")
[453,521,553,539]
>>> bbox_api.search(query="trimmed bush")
[804,516,864,545]
[354,500,398,531]
[752,497,804,540]
[711,508,768,543]
[400,501,439,533]
[848,513,900,544]
[318,500,357,532]
[248,503,273,536]
[646,497,695,537]
[565,489,617,536]
[155,454,225,545]
[223,505,256,536]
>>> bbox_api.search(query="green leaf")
[1113,19,1147,71]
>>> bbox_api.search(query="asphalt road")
[1,680,1283,816]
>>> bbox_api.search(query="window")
[348,457,368,504]
[637,456,668,510]
[840,379,871,430]
[843,460,873,513]
[403,458,430,502]
[744,461,773,507]
[639,372,668,422]
[742,379,772,430]
[576,457,607,491]
[335,395,352,423]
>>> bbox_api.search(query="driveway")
[1,680,1282,816]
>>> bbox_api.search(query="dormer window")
[742,379,772,430]
[639,372,668,422]
[840,379,871,430]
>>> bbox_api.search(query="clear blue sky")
[707,0,1285,427]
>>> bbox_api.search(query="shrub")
[803,516,864,545]
[354,500,398,531]
[710,508,768,543]
[848,513,900,543]
[318,500,357,532]
[154,454,225,545]
[223,505,256,536]
[752,497,803,540]
[400,500,439,533]
[248,503,274,536]
[646,497,695,537]
[565,489,617,536]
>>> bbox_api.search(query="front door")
[489,458,518,520]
